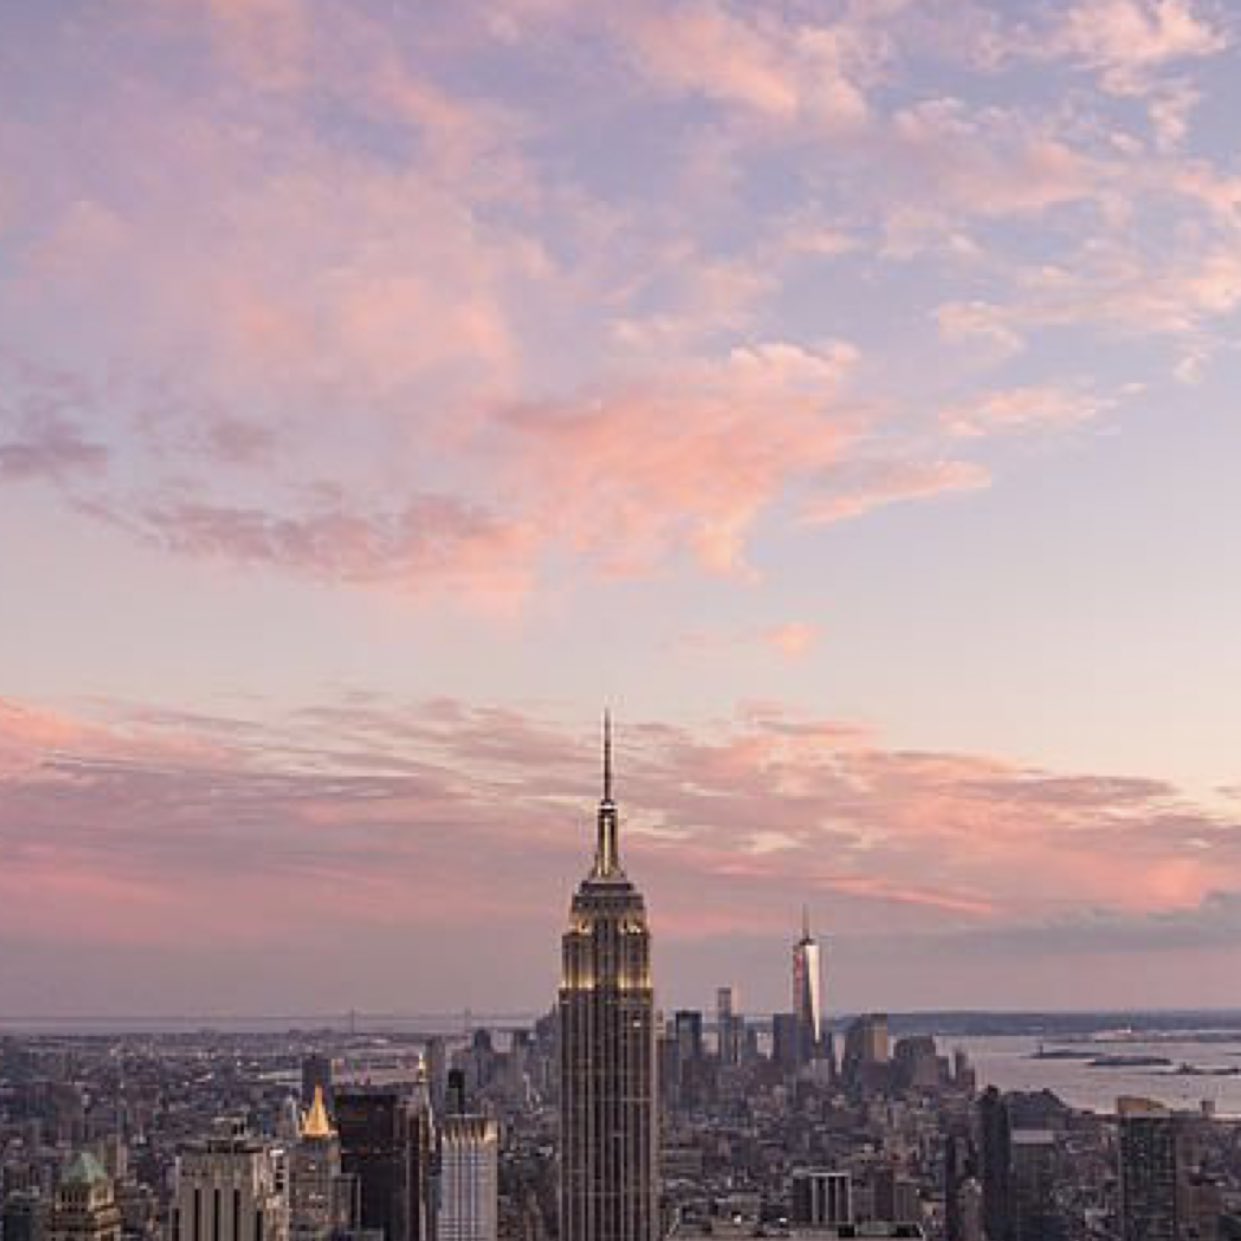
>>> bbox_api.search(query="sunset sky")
[3,0,1241,1019]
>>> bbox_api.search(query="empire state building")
[559,715,659,1241]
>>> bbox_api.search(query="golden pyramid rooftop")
[301,1085,334,1140]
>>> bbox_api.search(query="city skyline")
[3,0,1241,1016]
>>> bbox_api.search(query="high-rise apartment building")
[672,1012,705,1108]
[842,1014,890,1092]
[424,1040,448,1116]
[791,910,823,1066]
[943,1130,975,1241]
[1117,1098,1202,1241]
[559,715,658,1241]
[1008,1130,1065,1241]
[976,1091,1069,1241]
[171,1122,289,1241]
[978,1088,1012,1241]
[438,1112,498,1241]
[715,988,743,1068]
[771,1014,801,1076]
[336,1087,434,1241]
[672,1012,703,1067]
[892,1036,942,1092]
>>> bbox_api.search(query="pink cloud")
[109,497,539,597]
[4,0,1240,610]
[943,384,1115,438]
[763,622,821,659]
[936,239,1241,354]
[801,458,990,525]
[1051,0,1229,90]
[0,418,107,482]
[2,693,1240,1011]
[888,99,1102,219]
[498,341,864,576]
[615,2,873,129]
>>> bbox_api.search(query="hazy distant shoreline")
[5,1007,1241,1038]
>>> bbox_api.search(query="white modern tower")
[792,907,824,1065]
[438,1116,498,1241]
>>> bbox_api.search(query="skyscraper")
[671,1011,705,1112]
[559,714,658,1241]
[715,987,742,1068]
[47,1154,121,1241]
[1008,1130,1065,1241]
[1118,1098,1198,1241]
[301,1056,334,1110]
[791,909,823,1066]
[336,1086,434,1241]
[290,1088,353,1241]
[842,1013,891,1092]
[438,1073,498,1241]
[978,1088,1012,1241]
[172,1122,289,1241]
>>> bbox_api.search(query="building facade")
[790,1170,853,1227]
[438,1117,498,1241]
[171,1123,289,1241]
[336,1087,433,1241]
[559,716,659,1241]
[290,1088,353,1241]
[841,1015,890,1093]
[47,1154,121,1241]
[1118,1099,1198,1241]
[715,988,742,1068]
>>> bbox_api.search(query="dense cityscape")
[3,736,1239,1241]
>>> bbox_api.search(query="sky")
[2,0,1241,1020]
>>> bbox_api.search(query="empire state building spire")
[560,710,658,1241]
[594,710,621,879]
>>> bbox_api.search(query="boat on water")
[1031,1045,1095,1061]
[1088,1054,1173,1068]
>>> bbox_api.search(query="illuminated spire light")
[594,709,621,879]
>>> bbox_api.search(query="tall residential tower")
[559,715,659,1241]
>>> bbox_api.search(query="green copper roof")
[62,1151,109,1187]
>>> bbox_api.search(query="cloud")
[1049,0,1229,91]
[2,0,1240,605]
[0,419,107,483]
[3,691,1241,1010]
[943,384,1115,438]
[93,495,538,598]
[0,356,110,483]
[961,890,1241,956]
[935,239,1241,357]
[763,622,821,659]
[887,98,1102,220]
[495,341,864,577]
[4,693,1234,931]
[801,458,991,524]
[609,1,876,130]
